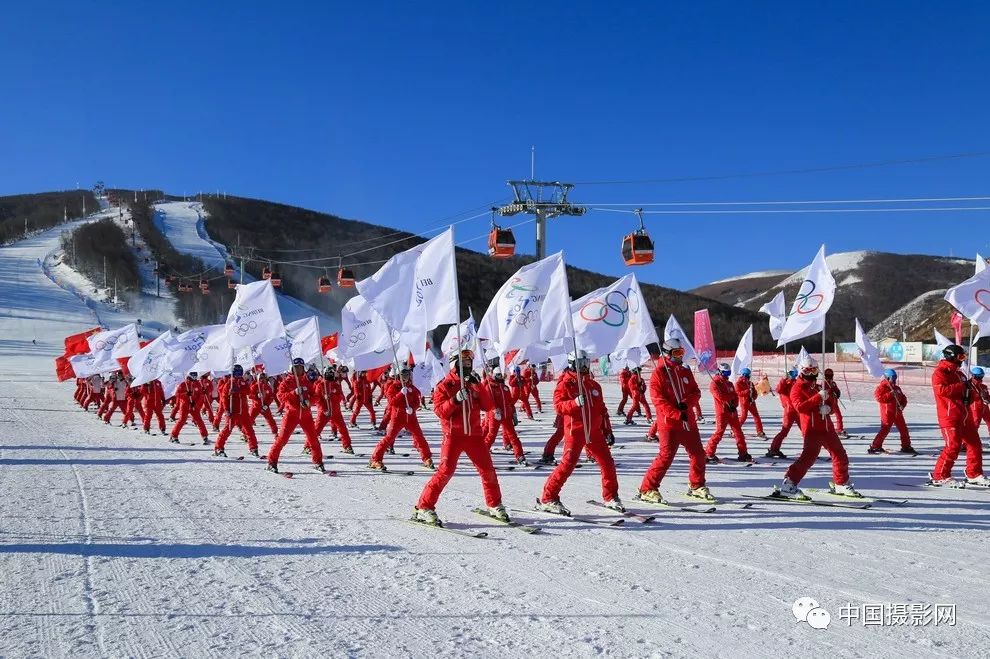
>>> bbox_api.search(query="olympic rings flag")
[87,323,140,367]
[570,273,658,358]
[225,279,285,349]
[944,264,990,342]
[339,295,404,371]
[777,245,837,347]
[854,318,885,378]
[477,252,571,355]
[127,331,176,386]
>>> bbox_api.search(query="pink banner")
[693,309,717,373]
[951,311,964,346]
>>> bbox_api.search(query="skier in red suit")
[868,369,915,454]
[624,367,652,425]
[735,368,766,438]
[930,345,988,487]
[214,365,259,457]
[822,368,848,439]
[616,367,632,416]
[767,370,798,459]
[169,373,210,444]
[267,358,326,474]
[349,370,376,427]
[141,380,167,435]
[369,368,434,470]
[968,367,990,436]
[483,368,526,464]
[314,366,353,452]
[704,363,751,462]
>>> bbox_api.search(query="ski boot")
[623,419,635,426]
[143,430,151,436]
[386,446,395,455]
[313,462,326,473]
[697,415,706,425]
[368,460,387,472]
[606,432,616,446]
[686,485,716,502]
[755,432,768,440]
[414,507,441,526]
[764,449,787,459]
[168,436,180,444]
[898,446,918,456]
[489,504,511,523]
[212,448,227,458]
[837,430,850,439]
[422,458,436,471]
[514,456,529,467]
[341,447,355,455]
[248,449,260,458]
[736,453,754,462]
[603,497,626,513]
[928,474,964,488]
[866,447,885,455]
[644,434,659,443]
[705,454,720,464]
[636,489,663,504]
[202,436,211,445]
[965,475,990,488]
[828,481,862,498]
[348,422,358,429]
[773,478,808,500]
[536,499,570,515]
[538,454,556,466]
[265,463,279,474]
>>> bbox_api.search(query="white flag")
[163,327,213,377]
[944,267,990,341]
[777,245,836,346]
[730,325,753,381]
[189,325,234,374]
[977,253,987,274]
[233,345,257,371]
[356,228,459,362]
[254,335,294,374]
[69,352,103,378]
[128,331,175,386]
[570,273,659,358]
[759,291,787,341]
[339,295,402,361]
[286,316,322,364]
[88,324,140,364]
[476,252,571,354]
[854,318,885,378]
[609,347,652,371]
[934,328,952,349]
[441,312,478,357]
[662,313,697,362]
[225,280,285,349]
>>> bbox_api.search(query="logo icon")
[794,279,825,315]
[793,597,830,630]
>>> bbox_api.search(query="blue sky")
[3,1,989,289]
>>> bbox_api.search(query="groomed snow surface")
[2,226,988,657]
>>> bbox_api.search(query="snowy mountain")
[691,251,975,343]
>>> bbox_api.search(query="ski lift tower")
[496,180,585,260]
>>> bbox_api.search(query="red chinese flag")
[365,365,390,382]
[320,333,339,354]
[64,327,102,356]
[54,355,75,382]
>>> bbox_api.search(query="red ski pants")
[142,402,166,433]
[784,430,849,486]
[933,424,984,480]
[739,400,763,434]
[372,416,431,463]
[770,405,798,452]
[626,393,652,422]
[871,413,911,451]
[315,406,352,449]
[269,408,322,465]
[640,426,707,491]
[705,411,747,457]
[484,416,523,458]
[616,390,629,415]
[542,430,618,503]
[350,397,376,426]
[216,412,258,452]
[171,405,208,439]
[417,432,502,510]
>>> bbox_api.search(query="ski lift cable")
[590,205,990,215]
[572,149,990,186]
[579,195,990,207]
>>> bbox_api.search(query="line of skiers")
[71,340,989,527]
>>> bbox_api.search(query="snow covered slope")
[154,201,339,333]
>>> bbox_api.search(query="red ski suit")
[83,374,105,411]
[871,380,910,451]
[269,375,323,466]
[822,378,844,432]
[349,375,376,426]
[372,383,431,463]
[314,377,352,449]
[784,378,849,486]
[377,378,401,432]
[770,377,798,452]
[484,378,524,458]
[616,368,632,415]
[141,381,167,433]
[640,357,707,491]
[735,376,763,434]
[931,360,984,480]
[215,376,259,452]
[625,371,652,422]
[968,380,990,435]
[102,377,128,423]
[248,377,278,434]
[522,366,543,413]
[170,379,209,440]
[416,372,501,510]
[508,373,532,418]
[541,369,619,503]
[705,375,747,457]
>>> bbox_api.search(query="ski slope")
[154,201,339,333]
[1,227,988,656]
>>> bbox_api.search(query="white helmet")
[492,367,503,377]
[567,349,589,369]
[798,353,819,376]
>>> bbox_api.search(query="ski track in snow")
[2,227,990,656]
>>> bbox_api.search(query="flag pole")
[448,226,470,432]
[384,322,413,414]
[821,317,827,371]
[560,252,591,446]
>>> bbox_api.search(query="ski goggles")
[801,366,819,378]
[668,347,686,359]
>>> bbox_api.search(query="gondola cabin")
[337,267,355,288]
[621,230,654,266]
[262,265,272,280]
[487,226,516,259]
[227,278,238,290]
[199,278,210,293]
[224,262,235,277]
[318,276,332,293]
[270,271,282,288]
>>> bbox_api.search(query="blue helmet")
[232,364,243,376]
[718,362,731,378]
[787,369,798,378]
[740,368,751,378]
[972,366,985,379]
[883,368,896,381]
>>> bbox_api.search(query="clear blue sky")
[3,1,989,289]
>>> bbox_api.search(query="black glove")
[963,390,971,405]
[729,402,738,411]
[677,402,687,411]
[679,412,688,421]
[606,432,615,446]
